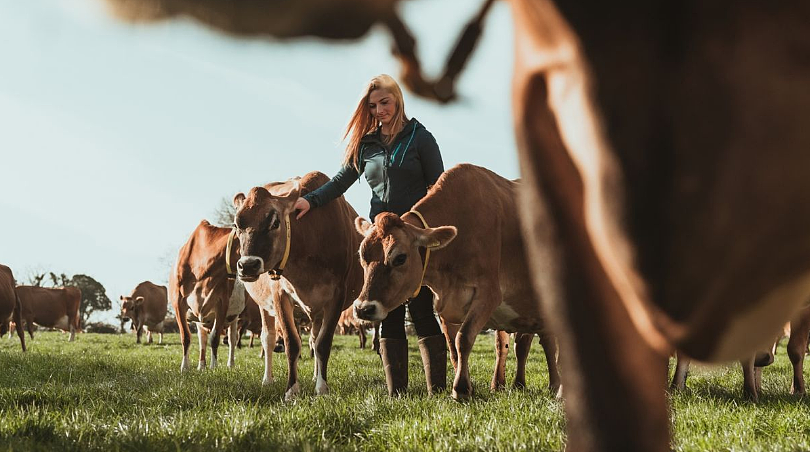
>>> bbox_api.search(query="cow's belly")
[43,315,71,331]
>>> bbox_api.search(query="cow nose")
[354,303,376,320]
[237,257,262,276]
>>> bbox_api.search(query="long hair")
[341,74,408,170]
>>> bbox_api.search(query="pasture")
[0,332,808,452]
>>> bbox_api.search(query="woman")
[294,74,446,397]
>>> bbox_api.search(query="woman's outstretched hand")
[294,197,311,219]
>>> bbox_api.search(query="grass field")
[0,332,809,451]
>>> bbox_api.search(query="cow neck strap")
[225,228,237,277]
[406,209,434,298]
[269,215,292,281]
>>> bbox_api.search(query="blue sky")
[0,0,517,323]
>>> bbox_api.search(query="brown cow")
[337,306,376,350]
[16,285,81,342]
[236,294,262,350]
[120,281,168,344]
[354,164,560,399]
[170,220,259,371]
[0,265,26,351]
[233,172,363,399]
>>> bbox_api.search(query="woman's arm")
[299,165,360,214]
[417,130,445,186]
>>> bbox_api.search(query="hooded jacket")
[303,118,444,220]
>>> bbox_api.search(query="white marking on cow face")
[237,256,265,282]
[353,299,386,322]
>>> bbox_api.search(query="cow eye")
[392,254,407,267]
[270,218,281,230]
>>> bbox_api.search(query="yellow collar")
[406,209,434,298]
[225,228,237,276]
[269,214,292,280]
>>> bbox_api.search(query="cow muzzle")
[237,256,265,282]
[353,299,385,321]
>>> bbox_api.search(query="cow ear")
[134,296,145,306]
[355,217,374,237]
[119,295,125,301]
[233,192,246,209]
[416,226,457,249]
[283,180,301,201]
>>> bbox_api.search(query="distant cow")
[16,285,81,342]
[337,306,375,350]
[233,172,363,399]
[170,220,256,371]
[120,281,168,344]
[236,294,262,349]
[672,305,810,400]
[354,164,560,399]
[0,264,26,351]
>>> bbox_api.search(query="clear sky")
[0,0,517,324]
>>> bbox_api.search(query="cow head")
[233,184,300,282]
[353,212,456,321]
[120,295,144,320]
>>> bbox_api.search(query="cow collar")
[268,214,292,281]
[226,228,237,277]
[405,209,435,298]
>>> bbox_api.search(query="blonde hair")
[341,74,408,170]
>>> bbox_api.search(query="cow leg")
[358,326,367,349]
[26,320,34,340]
[276,292,302,399]
[310,317,323,381]
[68,324,76,342]
[741,357,759,401]
[670,351,691,391]
[177,302,192,372]
[788,306,810,395]
[13,293,26,352]
[147,328,153,344]
[441,319,461,372]
[453,288,501,400]
[491,330,509,391]
[227,318,239,368]
[510,1,675,444]
[135,321,143,344]
[372,322,380,353]
[513,333,535,389]
[259,307,275,385]
[312,295,343,396]
[197,324,209,370]
[249,331,255,348]
[539,332,561,394]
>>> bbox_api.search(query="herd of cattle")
[6,0,808,450]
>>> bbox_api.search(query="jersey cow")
[16,285,81,342]
[170,220,260,371]
[0,265,26,351]
[120,281,168,344]
[354,164,560,400]
[233,172,363,399]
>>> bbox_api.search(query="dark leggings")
[380,286,443,340]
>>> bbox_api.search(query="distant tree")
[49,272,71,287]
[211,196,237,227]
[25,270,47,287]
[70,274,112,328]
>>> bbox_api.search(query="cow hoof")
[197,362,206,371]
[315,378,329,396]
[512,380,527,390]
[227,360,235,368]
[284,383,301,401]
[555,385,564,400]
[262,375,273,386]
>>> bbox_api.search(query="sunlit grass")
[0,332,808,451]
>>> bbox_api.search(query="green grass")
[0,332,808,451]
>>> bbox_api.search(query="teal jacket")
[303,118,444,220]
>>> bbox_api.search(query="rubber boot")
[380,338,409,396]
[418,334,447,395]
